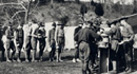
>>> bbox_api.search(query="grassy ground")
[0,49,137,74]
[0,61,81,74]
[0,50,82,74]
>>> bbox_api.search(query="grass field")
[0,61,81,74]
[0,49,137,74]
[0,50,82,74]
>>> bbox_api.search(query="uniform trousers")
[24,36,31,60]
[38,38,46,59]
[4,38,16,60]
[79,41,92,74]
[122,41,133,70]
[57,37,64,54]
[49,39,56,60]
[16,37,23,50]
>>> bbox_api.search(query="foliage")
[95,3,104,16]
[0,0,137,27]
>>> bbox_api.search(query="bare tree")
[0,0,38,25]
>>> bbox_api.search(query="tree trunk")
[25,0,32,23]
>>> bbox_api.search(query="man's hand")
[118,40,129,45]
[56,45,59,49]
[118,41,125,45]
[17,44,20,46]
[32,35,37,38]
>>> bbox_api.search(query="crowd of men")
[74,16,134,74]
[0,14,135,74]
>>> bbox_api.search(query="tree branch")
[0,2,27,10]
[11,10,26,19]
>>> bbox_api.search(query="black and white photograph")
[0,0,137,74]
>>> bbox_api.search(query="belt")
[80,41,88,44]
[79,40,92,44]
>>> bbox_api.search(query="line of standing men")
[2,19,65,62]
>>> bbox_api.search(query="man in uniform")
[23,20,32,62]
[72,22,83,63]
[74,21,102,74]
[37,22,46,62]
[119,19,134,73]
[48,22,56,61]
[15,24,24,62]
[104,21,121,72]
[4,22,16,62]
[0,26,4,61]
[30,19,39,62]
[56,22,65,62]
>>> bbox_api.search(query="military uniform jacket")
[74,27,101,45]
[56,28,65,42]
[48,28,55,43]
[15,28,24,40]
[37,27,46,39]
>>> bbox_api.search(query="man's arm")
[128,25,134,41]
[48,30,51,43]
[104,27,116,35]
[56,28,59,43]
[90,30,102,41]
[63,29,65,46]
[5,29,8,37]
[14,30,18,40]
[74,30,80,42]
[43,28,46,38]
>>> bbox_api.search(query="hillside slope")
[32,2,136,25]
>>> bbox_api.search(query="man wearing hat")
[74,20,102,74]
[37,22,46,62]
[0,26,5,61]
[72,21,83,63]
[56,22,65,62]
[48,22,56,61]
[4,22,16,62]
[14,23,24,62]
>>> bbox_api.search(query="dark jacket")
[16,28,24,38]
[74,27,101,44]
[74,26,82,42]
[37,27,46,38]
